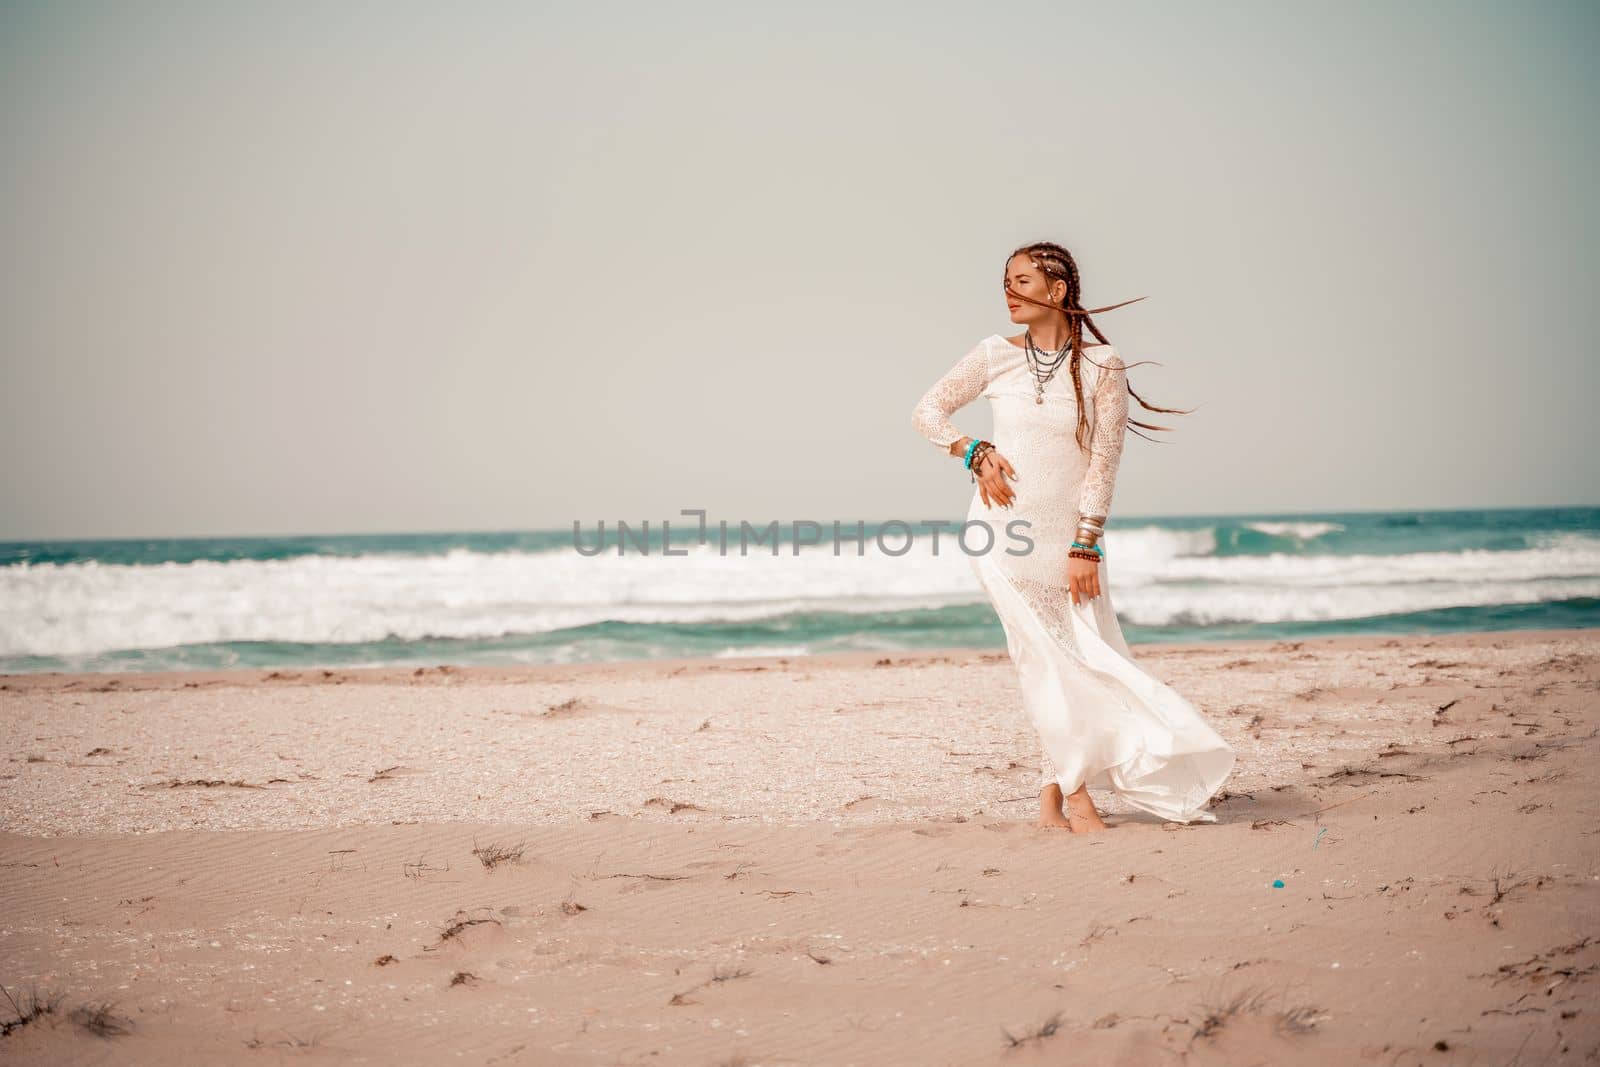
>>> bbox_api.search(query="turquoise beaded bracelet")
[961,438,981,469]
[1071,540,1105,558]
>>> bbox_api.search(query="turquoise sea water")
[1,507,1595,675]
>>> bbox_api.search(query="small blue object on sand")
[1271,879,1285,888]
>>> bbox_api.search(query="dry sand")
[1,627,1596,1064]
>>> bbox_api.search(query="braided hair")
[1004,241,1191,451]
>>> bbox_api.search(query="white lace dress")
[912,334,1236,824]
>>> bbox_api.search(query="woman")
[911,241,1236,832]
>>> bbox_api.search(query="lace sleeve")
[911,341,989,451]
[1077,346,1128,518]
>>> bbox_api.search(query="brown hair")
[1004,241,1191,449]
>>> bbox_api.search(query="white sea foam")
[2,525,1597,657]
[712,645,814,658]
[1243,520,1345,541]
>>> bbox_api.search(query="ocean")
[1,506,1595,675]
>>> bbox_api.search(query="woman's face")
[1004,254,1061,325]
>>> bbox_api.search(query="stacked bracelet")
[1071,539,1105,560]
[970,446,994,481]
[963,439,995,482]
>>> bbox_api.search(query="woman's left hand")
[1067,555,1102,606]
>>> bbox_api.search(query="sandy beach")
[1,627,1597,1064]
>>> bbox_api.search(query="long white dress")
[912,334,1236,824]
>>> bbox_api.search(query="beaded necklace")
[1023,330,1072,405]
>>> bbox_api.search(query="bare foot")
[1062,782,1110,832]
[1037,784,1072,830]
[1065,794,1110,833]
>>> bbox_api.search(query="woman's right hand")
[975,448,1017,509]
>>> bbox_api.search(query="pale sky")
[2,1,1595,541]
